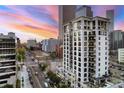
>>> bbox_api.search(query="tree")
[47,71,61,86]
[1,84,13,88]
[49,52,56,60]
[16,47,26,62]
[16,79,21,88]
[17,54,22,62]
[39,63,48,71]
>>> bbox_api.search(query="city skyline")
[0,5,124,42]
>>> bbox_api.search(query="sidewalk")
[18,65,32,88]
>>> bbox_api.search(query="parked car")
[44,82,48,88]
[35,72,38,75]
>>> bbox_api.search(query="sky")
[0,5,58,43]
[0,5,124,42]
[90,5,124,31]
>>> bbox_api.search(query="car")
[35,72,38,75]
[118,85,122,88]
[44,82,48,88]
[118,68,122,70]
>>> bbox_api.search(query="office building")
[63,16,110,87]
[59,5,76,44]
[0,32,16,87]
[41,38,59,53]
[106,10,114,32]
[109,30,124,51]
[27,39,37,49]
[118,48,124,64]
[76,5,93,18]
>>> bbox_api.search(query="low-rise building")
[55,45,63,58]
[27,39,37,49]
[118,48,124,64]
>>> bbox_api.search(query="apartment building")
[63,16,110,88]
[0,32,16,87]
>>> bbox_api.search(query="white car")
[44,82,48,88]
[35,72,38,75]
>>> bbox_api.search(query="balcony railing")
[0,53,16,56]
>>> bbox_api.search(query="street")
[24,51,48,88]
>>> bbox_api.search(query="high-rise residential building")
[63,15,110,87]
[0,32,16,87]
[109,30,124,51]
[59,5,76,44]
[106,10,114,32]
[76,5,93,18]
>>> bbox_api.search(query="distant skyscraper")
[106,10,114,32]
[110,30,124,51]
[76,5,93,18]
[58,5,76,44]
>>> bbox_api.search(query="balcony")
[89,55,96,58]
[0,62,15,67]
[89,34,96,36]
[0,71,16,76]
[89,58,96,62]
[0,67,16,74]
[88,38,96,42]
[0,53,16,57]
[89,48,96,52]
[89,69,95,73]
[0,59,16,63]
[0,65,16,69]
[0,48,15,50]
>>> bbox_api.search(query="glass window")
[84,73,87,77]
[84,32,87,35]
[84,63,87,67]
[99,31,101,35]
[84,58,87,61]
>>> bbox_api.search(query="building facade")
[41,38,59,53]
[118,48,124,64]
[63,16,110,88]
[106,10,114,32]
[59,5,76,44]
[0,32,16,87]
[27,39,37,49]
[76,5,93,18]
[109,30,124,51]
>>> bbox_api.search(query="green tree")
[1,84,13,88]
[16,79,21,88]
[47,71,61,86]
[49,52,56,60]
[39,63,48,71]
[17,54,22,62]
[16,47,26,62]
